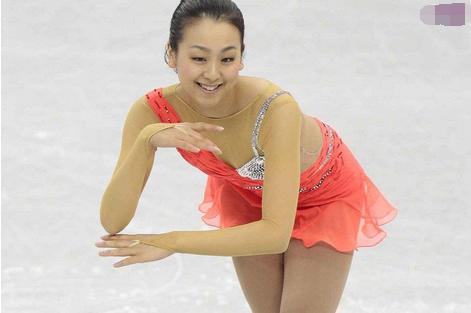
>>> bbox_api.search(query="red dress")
[146,88,398,253]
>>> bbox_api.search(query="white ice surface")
[2,0,471,312]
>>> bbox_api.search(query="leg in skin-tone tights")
[279,238,354,313]
[232,253,284,313]
[232,237,354,313]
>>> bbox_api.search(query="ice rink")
[2,0,471,312]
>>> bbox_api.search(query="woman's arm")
[136,99,303,256]
[100,96,175,234]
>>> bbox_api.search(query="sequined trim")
[250,90,292,156]
[299,166,334,193]
[245,185,264,190]
[236,90,291,180]
[242,122,336,193]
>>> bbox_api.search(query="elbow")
[276,240,290,254]
[100,217,124,235]
[99,198,132,235]
[273,233,292,253]
[100,210,126,235]
[265,221,292,253]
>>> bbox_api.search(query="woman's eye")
[191,57,234,63]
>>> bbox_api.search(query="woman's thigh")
[232,253,284,313]
[279,238,354,313]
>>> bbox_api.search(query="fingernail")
[217,126,224,131]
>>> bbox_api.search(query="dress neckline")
[172,79,273,121]
[153,85,322,181]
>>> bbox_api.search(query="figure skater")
[95,1,398,312]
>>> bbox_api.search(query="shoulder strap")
[251,90,291,156]
[145,88,181,123]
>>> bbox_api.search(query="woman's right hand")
[149,122,224,155]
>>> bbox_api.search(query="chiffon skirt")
[197,117,398,253]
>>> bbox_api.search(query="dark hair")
[164,0,245,66]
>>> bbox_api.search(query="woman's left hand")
[95,233,175,268]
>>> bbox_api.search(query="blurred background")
[2,0,471,312]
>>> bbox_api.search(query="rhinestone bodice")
[234,90,291,180]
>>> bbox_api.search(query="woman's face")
[167,18,244,116]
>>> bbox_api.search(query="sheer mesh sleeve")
[99,96,175,234]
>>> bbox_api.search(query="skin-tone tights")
[232,237,354,313]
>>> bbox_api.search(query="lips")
[196,82,223,92]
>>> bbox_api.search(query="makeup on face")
[195,81,224,94]
[189,45,237,95]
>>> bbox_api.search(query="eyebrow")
[189,45,237,53]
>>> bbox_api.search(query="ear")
[239,48,245,71]
[166,42,177,69]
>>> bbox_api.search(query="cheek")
[225,64,242,78]
[179,64,195,77]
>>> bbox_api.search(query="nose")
[202,61,221,81]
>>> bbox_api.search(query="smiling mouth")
[196,82,224,92]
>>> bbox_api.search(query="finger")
[175,124,222,151]
[176,133,221,153]
[107,234,133,241]
[200,139,222,152]
[173,124,189,136]
[127,240,140,247]
[192,122,224,132]
[175,125,205,143]
[174,133,221,154]
[101,233,129,240]
[96,238,137,248]
[99,247,137,257]
[114,257,137,268]
[188,139,220,153]
[184,127,205,140]
[180,134,220,153]
[175,139,201,153]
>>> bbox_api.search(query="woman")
[96,1,398,312]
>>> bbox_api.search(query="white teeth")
[199,83,221,91]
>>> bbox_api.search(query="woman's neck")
[175,80,241,119]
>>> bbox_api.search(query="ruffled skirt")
[198,117,398,253]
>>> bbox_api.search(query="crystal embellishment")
[241,121,336,192]
[236,155,265,180]
[235,90,291,180]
